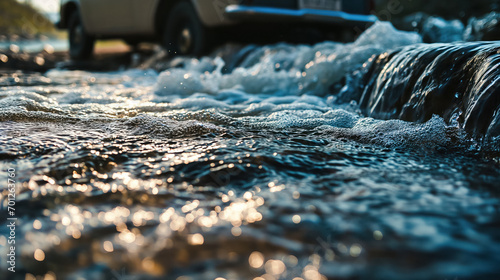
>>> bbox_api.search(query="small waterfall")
[334,42,500,139]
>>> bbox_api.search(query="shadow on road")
[0,43,163,73]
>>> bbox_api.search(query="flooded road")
[1,22,500,280]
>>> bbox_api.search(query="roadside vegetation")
[0,0,56,38]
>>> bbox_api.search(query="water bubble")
[231,226,242,236]
[292,215,301,224]
[187,233,204,245]
[34,249,45,261]
[373,230,383,240]
[33,220,42,230]
[265,259,286,275]
[350,244,362,257]
[249,251,265,268]
[9,44,19,53]
[103,241,114,252]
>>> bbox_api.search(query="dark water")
[1,22,500,280]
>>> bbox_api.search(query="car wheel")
[163,1,208,56]
[68,11,95,60]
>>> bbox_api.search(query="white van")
[57,0,377,59]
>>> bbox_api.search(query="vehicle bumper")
[225,5,377,27]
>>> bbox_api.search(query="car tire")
[124,39,141,50]
[68,11,95,60]
[163,1,208,56]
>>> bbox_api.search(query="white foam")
[3,23,467,149]
[155,22,422,96]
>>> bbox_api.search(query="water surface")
[1,22,499,280]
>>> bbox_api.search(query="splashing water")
[1,22,500,280]
[333,42,500,142]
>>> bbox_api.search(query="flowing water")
[1,22,499,280]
